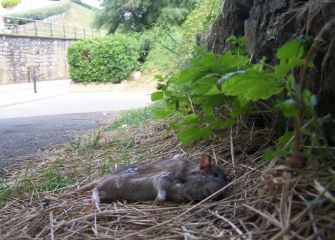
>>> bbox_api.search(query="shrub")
[68,35,140,83]
[4,0,70,25]
[1,0,21,8]
[152,39,335,165]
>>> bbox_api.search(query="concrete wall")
[0,35,76,84]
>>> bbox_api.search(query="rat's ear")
[199,155,212,170]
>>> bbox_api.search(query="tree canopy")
[95,0,197,33]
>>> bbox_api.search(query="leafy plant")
[1,0,21,8]
[153,36,334,164]
[151,39,312,147]
[226,36,247,55]
[67,35,140,83]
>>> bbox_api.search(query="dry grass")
[0,121,334,239]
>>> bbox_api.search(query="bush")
[1,0,21,8]
[4,0,70,25]
[68,35,140,83]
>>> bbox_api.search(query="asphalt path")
[0,80,151,170]
[0,112,117,169]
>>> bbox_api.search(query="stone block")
[269,0,287,13]
[244,20,258,56]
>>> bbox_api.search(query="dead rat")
[91,154,227,208]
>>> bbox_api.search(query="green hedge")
[68,36,140,83]
[4,0,70,25]
[1,0,21,8]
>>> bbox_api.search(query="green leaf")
[276,99,298,118]
[156,82,166,90]
[203,105,214,116]
[237,96,249,108]
[192,76,221,95]
[221,69,283,101]
[154,107,174,119]
[276,132,294,149]
[218,52,249,72]
[276,40,304,60]
[155,75,165,81]
[202,94,229,108]
[210,118,236,130]
[262,149,278,161]
[151,91,164,101]
[275,40,306,79]
[303,90,317,108]
[286,74,296,97]
[216,70,245,90]
[177,125,211,144]
[179,114,199,126]
[274,59,304,79]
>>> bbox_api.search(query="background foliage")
[95,0,196,33]
[4,0,70,25]
[1,0,21,8]
[68,35,140,83]
[141,0,222,73]
[66,0,221,82]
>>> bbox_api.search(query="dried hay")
[0,121,334,239]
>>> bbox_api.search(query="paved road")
[0,112,117,169]
[0,80,151,170]
[0,80,150,118]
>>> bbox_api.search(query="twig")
[49,211,55,240]
[92,209,98,236]
[187,96,195,114]
[243,204,281,228]
[208,210,245,238]
[279,172,290,231]
[230,127,236,177]
[270,179,335,240]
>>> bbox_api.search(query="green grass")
[0,160,76,207]
[108,104,160,130]
[67,129,103,152]
[51,2,97,30]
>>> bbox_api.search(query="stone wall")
[0,35,76,84]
